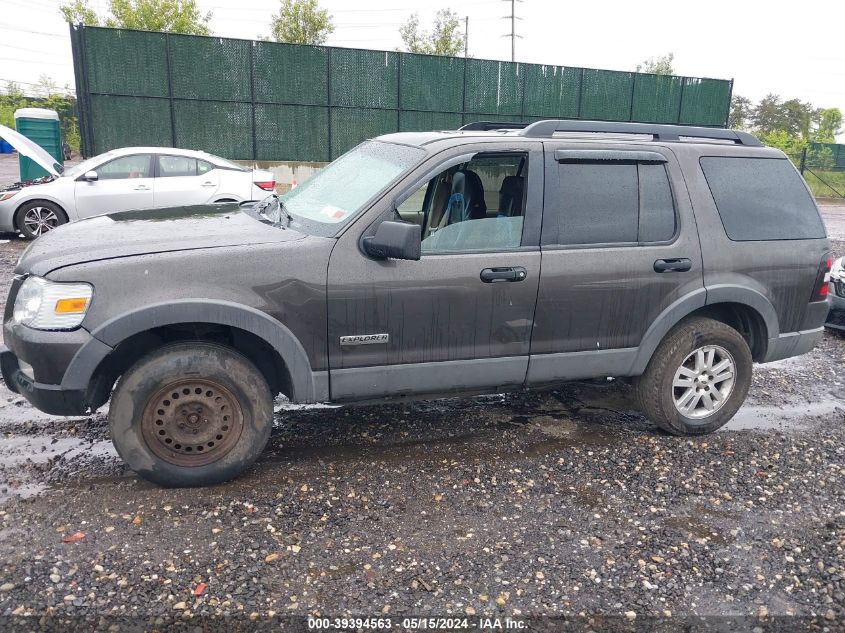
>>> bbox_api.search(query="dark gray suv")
[0,120,831,486]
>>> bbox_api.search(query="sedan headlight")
[0,191,18,202]
[13,276,93,330]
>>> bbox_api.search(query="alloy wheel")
[23,206,60,236]
[672,344,736,420]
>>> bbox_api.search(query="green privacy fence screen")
[806,143,845,171]
[70,25,734,162]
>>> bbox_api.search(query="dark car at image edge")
[0,119,831,486]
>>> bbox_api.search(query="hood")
[0,124,63,177]
[18,203,306,276]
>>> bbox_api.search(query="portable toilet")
[14,108,62,180]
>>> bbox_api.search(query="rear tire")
[634,317,752,435]
[16,200,67,239]
[109,342,273,487]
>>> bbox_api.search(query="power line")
[203,0,499,11]
[0,56,72,67]
[0,24,68,38]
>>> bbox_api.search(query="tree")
[34,74,58,99]
[813,108,843,144]
[0,82,27,130]
[753,94,788,136]
[0,79,82,152]
[59,0,100,25]
[728,95,753,130]
[635,52,674,75]
[59,0,212,35]
[400,9,465,56]
[269,0,333,45]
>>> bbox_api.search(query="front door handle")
[654,258,692,273]
[480,266,527,283]
[133,184,150,191]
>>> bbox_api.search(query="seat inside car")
[497,175,524,217]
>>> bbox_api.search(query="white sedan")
[0,128,275,238]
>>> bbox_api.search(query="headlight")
[13,276,93,330]
[0,191,18,202]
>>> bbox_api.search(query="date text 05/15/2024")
[307,616,527,630]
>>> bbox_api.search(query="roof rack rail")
[458,121,528,131]
[518,119,761,146]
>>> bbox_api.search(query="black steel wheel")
[109,342,273,487]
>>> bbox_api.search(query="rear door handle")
[480,266,527,283]
[201,181,216,187]
[654,258,692,273]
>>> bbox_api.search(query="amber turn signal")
[54,298,89,314]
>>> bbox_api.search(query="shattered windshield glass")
[279,141,424,236]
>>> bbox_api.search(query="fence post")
[69,23,89,157]
[576,68,585,119]
[628,73,636,122]
[249,41,257,161]
[724,79,734,128]
[799,146,807,175]
[461,55,468,126]
[676,78,686,125]
[164,33,177,147]
[326,47,333,161]
[519,63,526,123]
[396,53,402,133]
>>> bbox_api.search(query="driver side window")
[97,154,153,180]
[399,153,527,254]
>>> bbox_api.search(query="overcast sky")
[2,0,843,141]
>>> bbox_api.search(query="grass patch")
[803,169,845,199]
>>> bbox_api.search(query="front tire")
[109,342,273,487]
[16,200,67,239]
[634,317,752,435]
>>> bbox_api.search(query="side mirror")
[362,220,421,261]
[83,170,98,181]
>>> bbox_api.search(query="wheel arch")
[63,300,327,409]
[14,197,70,229]
[631,287,777,374]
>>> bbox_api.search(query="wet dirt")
[0,235,844,621]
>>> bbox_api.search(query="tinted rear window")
[699,157,825,241]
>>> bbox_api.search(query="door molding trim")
[330,356,528,402]
[526,348,638,384]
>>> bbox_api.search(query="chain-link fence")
[70,25,734,162]
[794,143,845,198]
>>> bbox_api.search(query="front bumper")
[826,290,845,331]
[0,345,89,415]
[0,197,18,233]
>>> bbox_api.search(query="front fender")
[68,299,327,403]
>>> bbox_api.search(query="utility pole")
[502,0,522,62]
[464,16,469,58]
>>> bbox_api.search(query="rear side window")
[552,161,676,245]
[638,163,676,242]
[700,157,825,241]
[158,155,197,177]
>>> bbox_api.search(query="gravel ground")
[0,226,843,630]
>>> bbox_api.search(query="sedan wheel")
[16,201,67,239]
